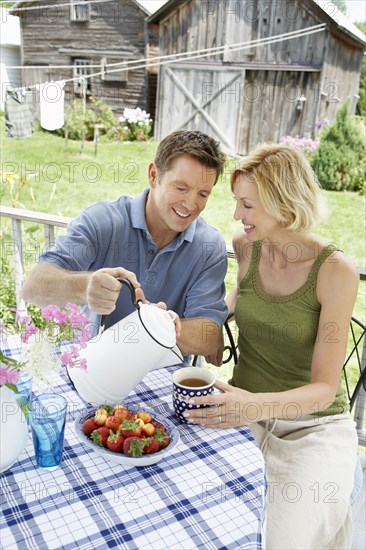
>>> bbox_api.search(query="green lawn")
[2,122,364,261]
[1,122,365,381]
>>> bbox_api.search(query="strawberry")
[142,437,159,454]
[94,407,109,426]
[159,435,170,450]
[91,427,110,448]
[105,415,122,432]
[152,421,166,431]
[120,419,142,438]
[106,430,125,453]
[123,436,144,457]
[137,411,152,424]
[113,405,130,421]
[141,422,155,437]
[82,417,98,436]
[154,428,170,450]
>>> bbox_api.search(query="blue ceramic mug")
[172,366,215,423]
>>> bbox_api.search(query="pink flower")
[42,304,68,324]
[1,303,90,391]
[60,351,73,366]
[0,368,8,385]
[21,324,39,343]
[7,369,20,384]
[65,303,80,314]
[0,367,20,385]
[69,313,84,328]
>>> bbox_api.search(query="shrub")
[352,155,366,195]
[311,102,365,191]
[108,108,153,142]
[0,254,17,325]
[60,97,117,141]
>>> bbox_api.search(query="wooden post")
[44,224,55,251]
[93,124,104,157]
[11,219,26,311]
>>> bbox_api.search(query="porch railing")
[1,204,365,445]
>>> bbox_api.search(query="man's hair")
[154,130,226,184]
[231,143,322,232]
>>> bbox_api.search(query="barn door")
[156,63,244,153]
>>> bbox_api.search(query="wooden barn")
[148,0,366,155]
[10,0,152,113]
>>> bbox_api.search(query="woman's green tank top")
[230,240,349,417]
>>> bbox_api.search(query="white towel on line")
[40,80,66,131]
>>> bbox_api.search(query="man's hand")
[86,267,141,314]
[205,326,224,366]
[135,294,182,339]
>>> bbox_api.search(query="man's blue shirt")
[39,189,228,332]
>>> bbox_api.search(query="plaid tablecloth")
[0,336,266,549]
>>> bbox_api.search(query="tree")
[311,102,364,191]
[331,0,347,14]
[355,23,366,117]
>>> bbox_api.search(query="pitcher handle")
[100,277,140,330]
[116,277,140,309]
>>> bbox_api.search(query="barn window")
[71,0,90,22]
[100,57,128,83]
[73,59,92,94]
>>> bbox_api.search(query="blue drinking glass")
[27,394,67,470]
[15,373,33,407]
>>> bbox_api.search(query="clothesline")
[6,23,326,88]
[0,0,116,10]
[4,22,326,140]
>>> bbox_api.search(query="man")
[21,130,228,363]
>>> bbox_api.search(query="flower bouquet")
[0,303,91,473]
[1,303,90,393]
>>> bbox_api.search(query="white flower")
[20,334,60,391]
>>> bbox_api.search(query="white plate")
[74,404,180,467]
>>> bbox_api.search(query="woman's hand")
[182,380,258,429]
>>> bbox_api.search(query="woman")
[183,144,359,549]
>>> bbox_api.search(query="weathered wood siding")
[317,30,364,124]
[238,68,321,154]
[159,0,326,65]
[156,63,244,149]
[153,0,364,155]
[17,0,148,112]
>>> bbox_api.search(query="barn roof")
[147,0,366,45]
[314,0,366,43]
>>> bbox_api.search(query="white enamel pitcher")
[67,277,183,405]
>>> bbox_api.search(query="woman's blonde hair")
[231,143,323,232]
